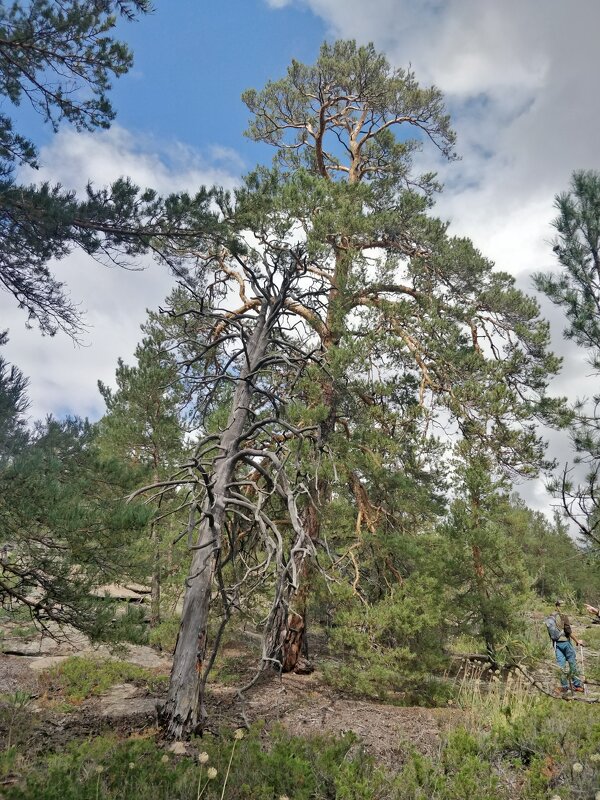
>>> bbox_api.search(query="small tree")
[98,321,187,626]
[440,447,530,664]
[0,412,151,638]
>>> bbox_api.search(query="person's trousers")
[554,641,582,688]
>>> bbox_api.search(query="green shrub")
[323,576,451,704]
[147,616,180,653]
[41,657,166,702]
[2,727,388,800]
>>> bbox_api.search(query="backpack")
[545,613,563,642]
[545,612,572,641]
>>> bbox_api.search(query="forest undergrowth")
[1,614,599,800]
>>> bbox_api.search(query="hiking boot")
[555,687,571,698]
[573,684,585,693]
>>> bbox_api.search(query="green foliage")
[147,616,181,653]
[0,331,29,466]
[535,169,600,547]
[323,576,451,703]
[41,657,166,702]
[0,1,227,335]
[243,39,456,189]
[5,705,598,800]
[1,727,387,800]
[436,448,534,663]
[398,731,504,800]
[517,506,600,603]
[493,700,600,799]
[97,315,189,626]
[0,408,152,637]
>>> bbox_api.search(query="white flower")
[234,728,245,740]
[572,762,584,775]
[95,765,105,774]
[550,795,561,800]
[595,791,600,800]
[128,762,135,770]
[590,753,600,763]
[207,767,218,780]
[160,754,170,764]
[279,796,290,800]
[198,751,209,764]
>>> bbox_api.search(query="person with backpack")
[545,599,585,695]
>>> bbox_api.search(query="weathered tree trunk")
[267,247,349,670]
[160,305,270,739]
[264,500,319,670]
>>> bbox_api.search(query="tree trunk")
[264,501,319,670]
[150,520,161,628]
[471,542,496,665]
[159,304,270,739]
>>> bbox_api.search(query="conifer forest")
[0,3,599,799]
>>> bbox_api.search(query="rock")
[28,655,71,672]
[90,583,150,602]
[26,644,171,674]
[0,636,63,657]
[100,684,157,718]
[168,741,187,755]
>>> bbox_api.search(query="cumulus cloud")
[1,127,242,423]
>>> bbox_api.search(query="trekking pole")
[580,644,586,694]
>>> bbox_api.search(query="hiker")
[545,599,585,695]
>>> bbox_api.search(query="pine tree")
[98,319,186,626]
[149,41,566,739]
[240,39,565,668]
[535,170,600,545]
[0,330,29,466]
[440,446,530,664]
[0,1,222,336]
[0,413,151,637]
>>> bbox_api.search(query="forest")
[1,3,600,799]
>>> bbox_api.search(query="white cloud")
[18,125,240,195]
[1,127,242,423]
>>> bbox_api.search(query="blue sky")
[3,0,600,516]
[110,0,326,167]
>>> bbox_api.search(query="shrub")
[41,657,166,702]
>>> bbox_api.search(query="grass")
[452,661,537,731]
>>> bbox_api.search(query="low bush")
[40,657,167,702]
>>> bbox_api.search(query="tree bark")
[150,519,161,628]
